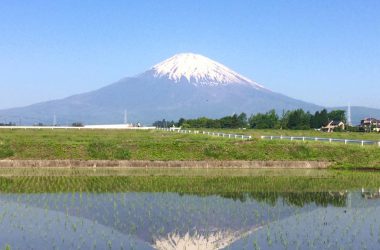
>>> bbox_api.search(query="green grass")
[0,128,379,169]
[0,169,379,202]
[0,168,379,192]
[201,128,380,141]
[87,141,131,159]
[0,168,379,208]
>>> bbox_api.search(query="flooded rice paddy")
[0,168,380,249]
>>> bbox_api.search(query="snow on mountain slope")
[150,53,265,89]
[0,52,327,124]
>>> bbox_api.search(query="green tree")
[237,112,248,128]
[311,109,329,128]
[328,110,346,123]
[249,110,279,129]
[177,118,186,127]
[285,109,311,130]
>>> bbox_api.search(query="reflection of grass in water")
[0,176,378,250]
[0,170,379,208]
[0,167,377,235]
[0,170,380,193]
[0,188,377,250]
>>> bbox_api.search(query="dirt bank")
[0,160,331,169]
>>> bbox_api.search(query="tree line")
[250,109,346,130]
[0,122,16,126]
[153,108,346,130]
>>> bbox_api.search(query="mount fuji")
[0,53,377,125]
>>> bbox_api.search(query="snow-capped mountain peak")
[149,53,265,89]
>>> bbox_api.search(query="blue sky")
[0,0,379,109]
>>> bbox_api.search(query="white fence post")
[257,135,377,147]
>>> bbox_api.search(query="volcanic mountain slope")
[0,53,373,125]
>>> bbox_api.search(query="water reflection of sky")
[0,191,379,249]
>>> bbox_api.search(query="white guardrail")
[156,128,252,140]
[261,135,380,147]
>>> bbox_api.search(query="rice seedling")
[0,168,378,249]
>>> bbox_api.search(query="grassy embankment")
[0,128,379,169]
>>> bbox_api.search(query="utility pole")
[124,109,128,124]
[347,103,352,126]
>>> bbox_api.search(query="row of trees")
[153,113,248,129]
[250,109,346,130]
[154,108,346,130]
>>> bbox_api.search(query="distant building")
[169,125,181,131]
[360,118,380,132]
[321,120,345,133]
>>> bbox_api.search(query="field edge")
[0,159,330,169]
